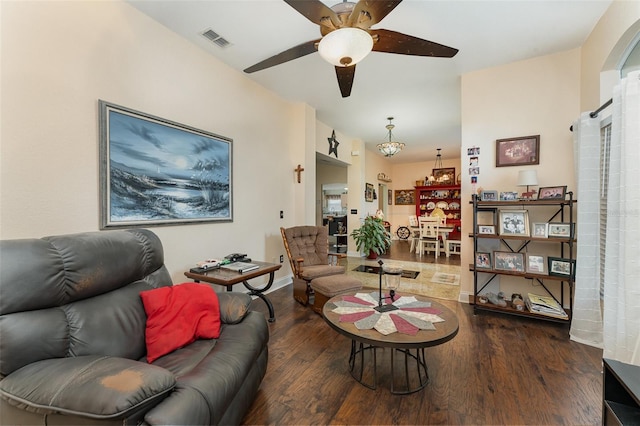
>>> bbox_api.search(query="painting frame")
[548,257,576,278]
[475,252,492,269]
[99,100,233,229]
[538,185,567,200]
[495,135,540,167]
[477,225,496,235]
[365,183,374,202]
[394,189,415,205]
[532,222,549,238]
[493,251,526,273]
[526,254,547,274]
[480,190,498,202]
[499,210,530,237]
[548,222,573,238]
[432,167,456,183]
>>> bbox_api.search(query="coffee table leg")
[390,348,429,395]
[243,272,276,322]
[348,340,377,390]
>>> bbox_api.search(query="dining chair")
[408,215,420,252]
[418,217,441,257]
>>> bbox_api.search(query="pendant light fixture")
[429,148,450,183]
[377,117,405,157]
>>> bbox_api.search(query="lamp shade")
[318,28,374,67]
[517,170,539,187]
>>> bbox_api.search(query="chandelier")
[377,117,405,157]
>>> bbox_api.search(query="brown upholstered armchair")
[280,225,346,305]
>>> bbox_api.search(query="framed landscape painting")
[99,100,233,228]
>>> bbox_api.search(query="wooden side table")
[185,261,281,322]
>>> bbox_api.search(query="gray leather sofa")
[0,229,269,425]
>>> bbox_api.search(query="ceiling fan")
[243,0,458,98]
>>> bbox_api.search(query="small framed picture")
[538,186,567,200]
[493,251,525,273]
[499,210,530,237]
[548,257,575,278]
[477,225,496,235]
[526,254,547,274]
[532,223,548,238]
[475,252,492,269]
[499,191,519,201]
[548,222,573,238]
[480,190,498,201]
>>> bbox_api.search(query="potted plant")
[350,211,391,259]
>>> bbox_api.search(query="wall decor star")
[328,130,339,158]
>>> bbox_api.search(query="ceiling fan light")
[318,28,373,67]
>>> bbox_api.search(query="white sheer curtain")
[603,70,640,365]
[570,112,603,347]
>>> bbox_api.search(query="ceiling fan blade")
[335,65,356,98]
[284,0,341,29]
[347,0,402,29]
[370,29,458,58]
[244,39,321,73]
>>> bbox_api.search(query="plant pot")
[367,250,378,259]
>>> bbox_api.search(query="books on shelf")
[526,293,568,319]
[221,262,260,273]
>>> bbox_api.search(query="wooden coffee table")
[323,291,459,394]
[185,261,281,322]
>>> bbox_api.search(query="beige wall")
[460,48,582,302]
[0,1,316,289]
[581,2,640,109]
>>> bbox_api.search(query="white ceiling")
[128,0,612,163]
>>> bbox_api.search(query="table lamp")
[517,170,538,198]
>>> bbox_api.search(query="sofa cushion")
[140,283,221,363]
[0,355,175,419]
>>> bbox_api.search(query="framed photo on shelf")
[98,100,233,229]
[495,135,540,167]
[499,210,530,237]
[499,191,519,201]
[526,254,547,274]
[394,189,415,205]
[538,186,567,200]
[365,183,374,202]
[477,225,496,235]
[475,252,492,269]
[493,251,525,273]
[548,222,573,238]
[548,257,575,278]
[480,190,498,201]
[532,222,549,238]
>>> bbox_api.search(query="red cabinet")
[415,184,461,240]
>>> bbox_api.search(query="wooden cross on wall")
[295,164,304,183]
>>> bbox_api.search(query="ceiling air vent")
[202,29,230,48]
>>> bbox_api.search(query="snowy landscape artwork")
[99,101,232,228]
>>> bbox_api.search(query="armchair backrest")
[280,226,329,277]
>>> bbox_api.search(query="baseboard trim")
[459,291,471,304]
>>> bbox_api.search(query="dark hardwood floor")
[243,285,603,425]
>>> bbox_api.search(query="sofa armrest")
[0,355,175,420]
[217,292,253,324]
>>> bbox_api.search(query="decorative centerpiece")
[374,259,402,312]
[350,210,391,259]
